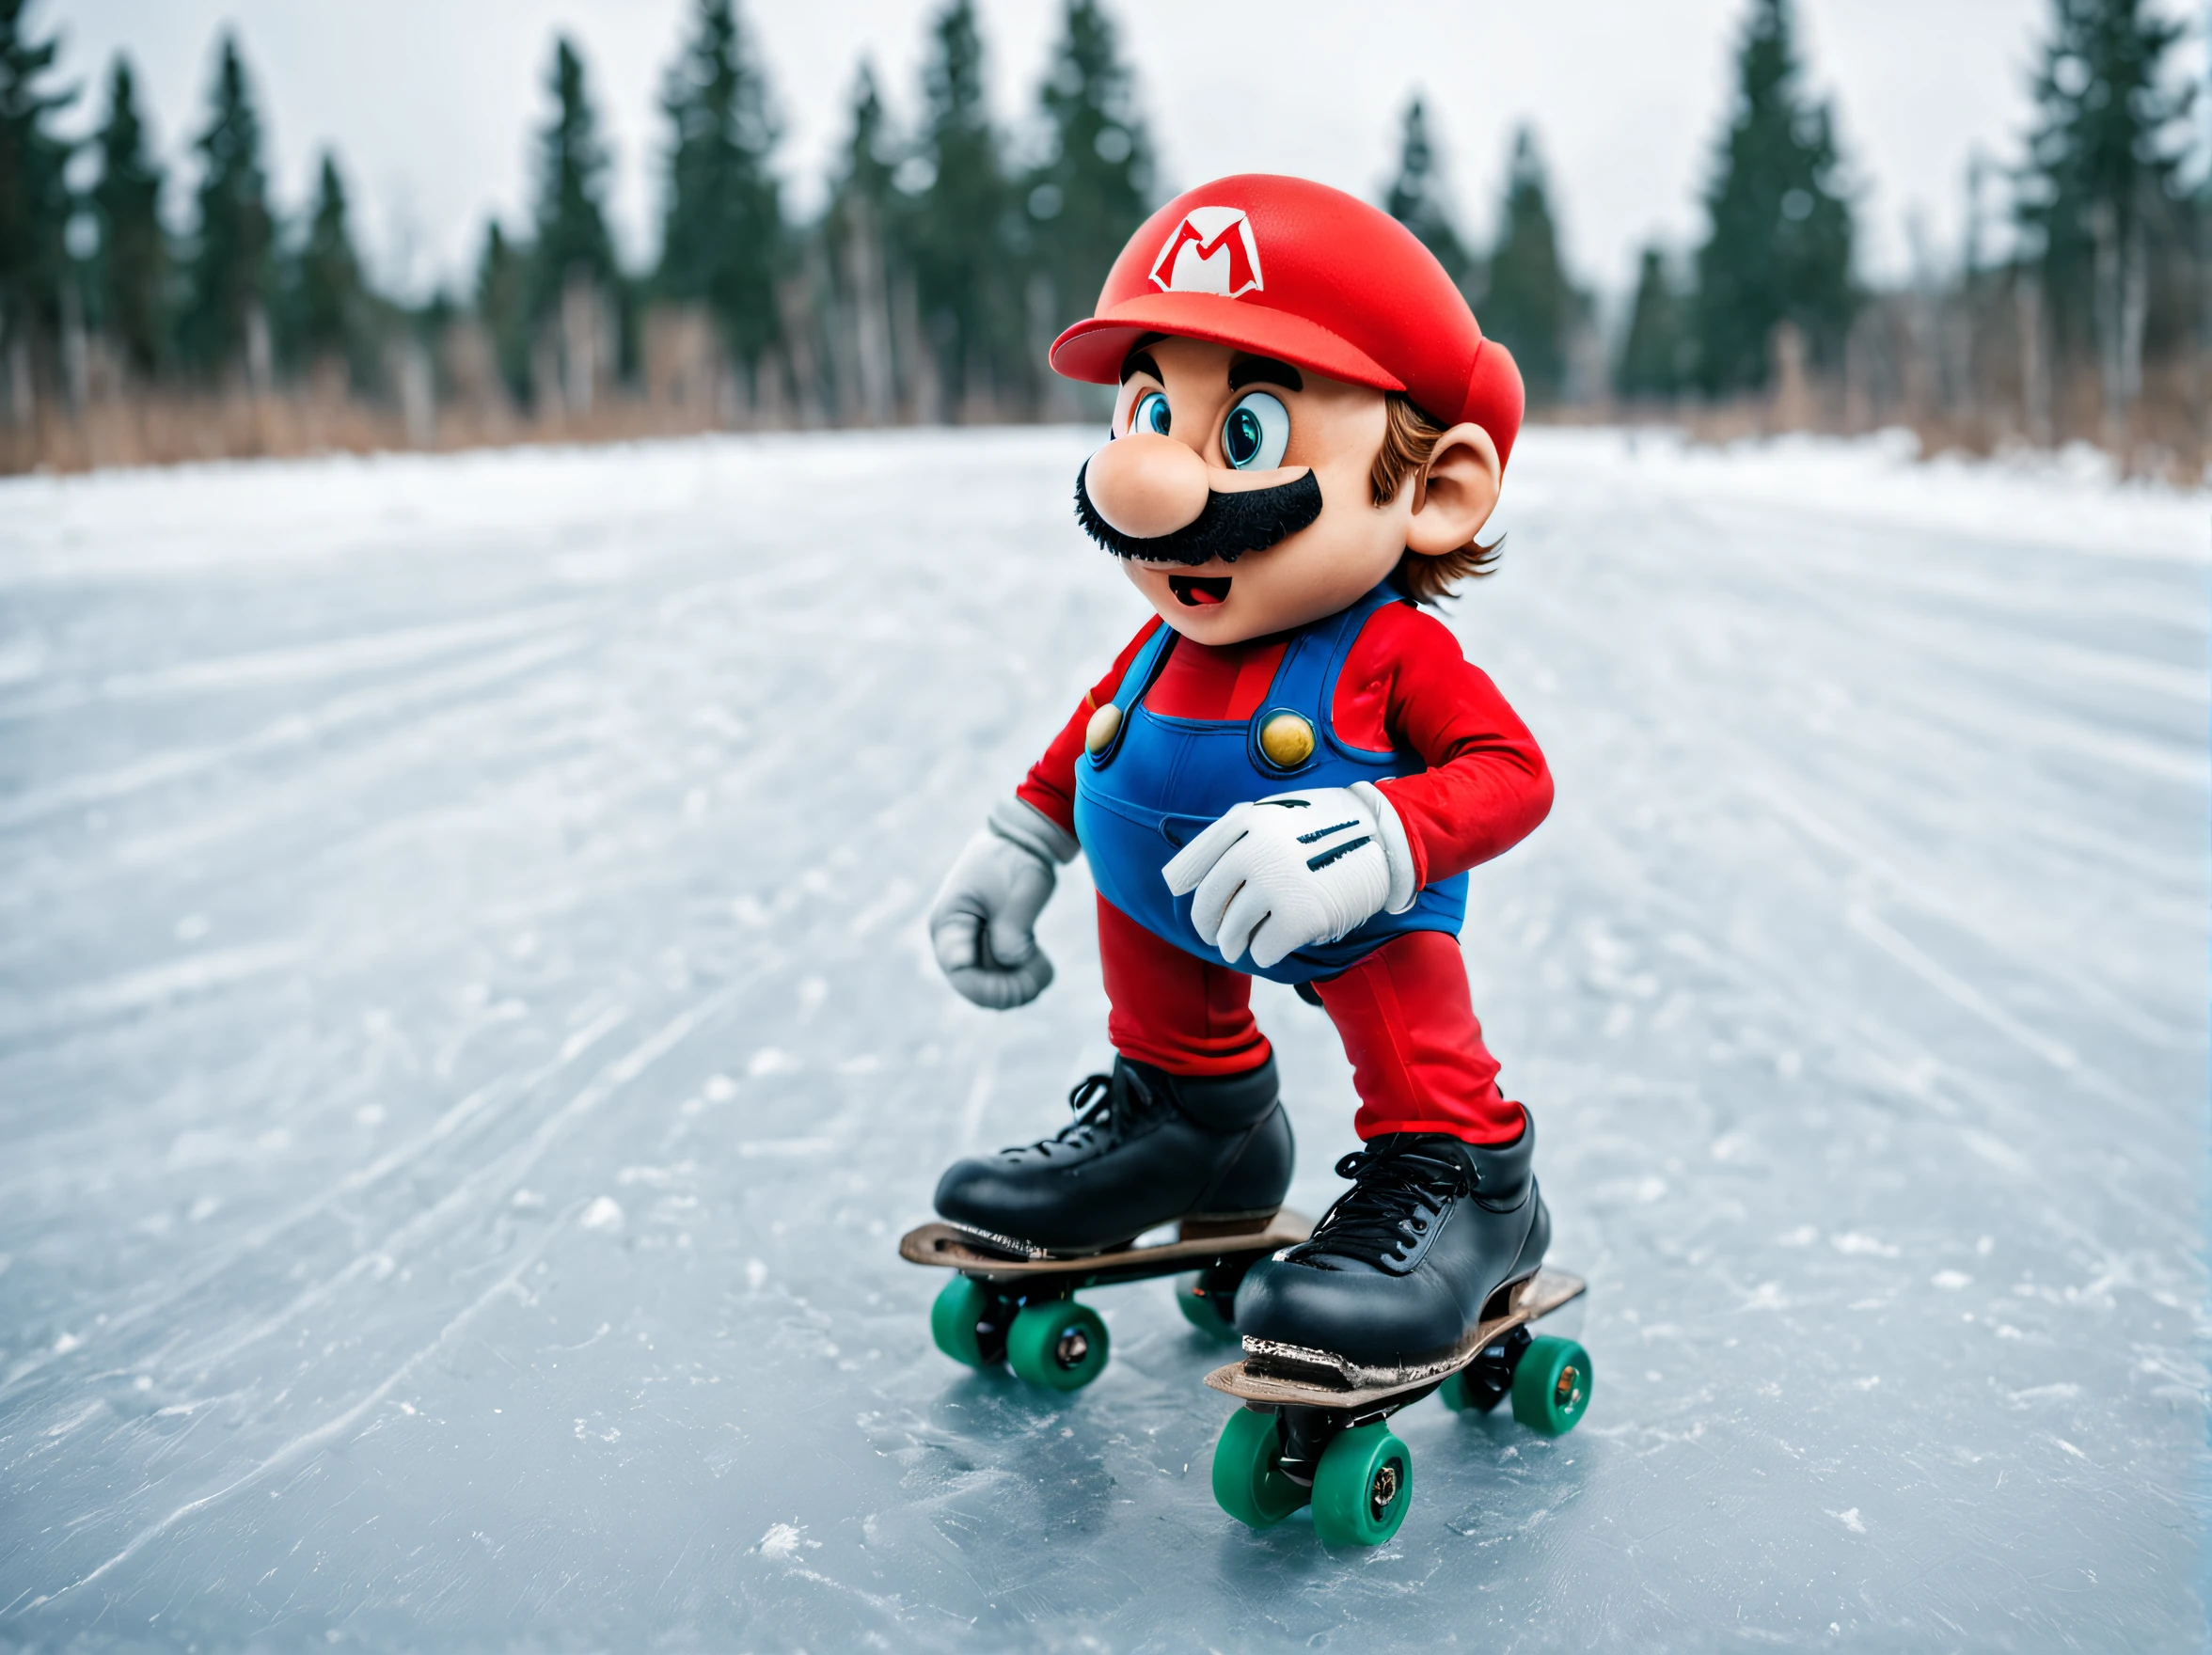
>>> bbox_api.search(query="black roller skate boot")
[1231,1115,1548,1368]
[933,1055,1293,1256]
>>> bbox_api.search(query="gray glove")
[929,798,1079,1010]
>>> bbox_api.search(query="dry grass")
[1584,373,2210,485]
[7,369,2207,486]
[0,386,786,478]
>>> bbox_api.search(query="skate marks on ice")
[0,428,2205,1649]
[1458,432,2205,1647]
[0,432,1152,1646]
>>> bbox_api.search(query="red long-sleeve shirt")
[1017,603,1552,887]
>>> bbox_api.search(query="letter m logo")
[1148,206,1264,298]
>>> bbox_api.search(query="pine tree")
[529,36,626,402]
[908,0,1017,416]
[835,61,899,213]
[2017,0,2190,435]
[656,0,783,375]
[1690,0,1854,394]
[1616,246,1690,399]
[827,60,905,283]
[1481,125,1581,405]
[828,58,903,260]
[1028,0,1152,325]
[1382,96,1475,292]
[822,60,909,424]
[529,37,619,322]
[179,32,276,385]
[287,150,371,385]
[0,0,77,402]
[475,218,532,403]
[90,56,166,380]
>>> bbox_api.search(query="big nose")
[1082,432,1209,541]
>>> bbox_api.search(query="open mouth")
[1169,575,1232,607]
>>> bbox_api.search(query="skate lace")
[1299,1138,1473,1268]
[1006,1070,1158,1159]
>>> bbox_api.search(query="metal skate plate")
[898,1210,1311,1281]
[1206,1269,1587,1409]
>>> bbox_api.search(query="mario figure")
[925,176,1553,1368]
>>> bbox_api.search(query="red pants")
[1098,895,1524,1144]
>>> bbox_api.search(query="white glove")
[929,797,1079,1009]
[1161,781,1419,970]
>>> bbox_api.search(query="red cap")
[1051,174,1524,467]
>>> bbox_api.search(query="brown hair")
[1367,393,1502,605]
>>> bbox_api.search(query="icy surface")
[0,427,2204,1651]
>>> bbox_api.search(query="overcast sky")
[41,0,2210,310]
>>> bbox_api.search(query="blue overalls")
[1073,581,1468,986]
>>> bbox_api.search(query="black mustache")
[1073,462,1323,566]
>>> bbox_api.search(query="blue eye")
[1130,389,1171,436]
[1222,391,1289,469]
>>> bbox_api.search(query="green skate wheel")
[1310,1421,1412,1548]
[1175,1272,1240,1343]
[1210,1408,1308,1529]
[1005,1299,1110,1391]
[1510,1335,1592,1435]
[929,1275,996,1368]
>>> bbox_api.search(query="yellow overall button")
[1258,711,1316,769]
[1084,702,1123,756]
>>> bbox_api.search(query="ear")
[1405,423,1502,557]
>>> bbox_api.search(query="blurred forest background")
[0,0,2207,475]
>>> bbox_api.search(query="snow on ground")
[0,426,2204,1650]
